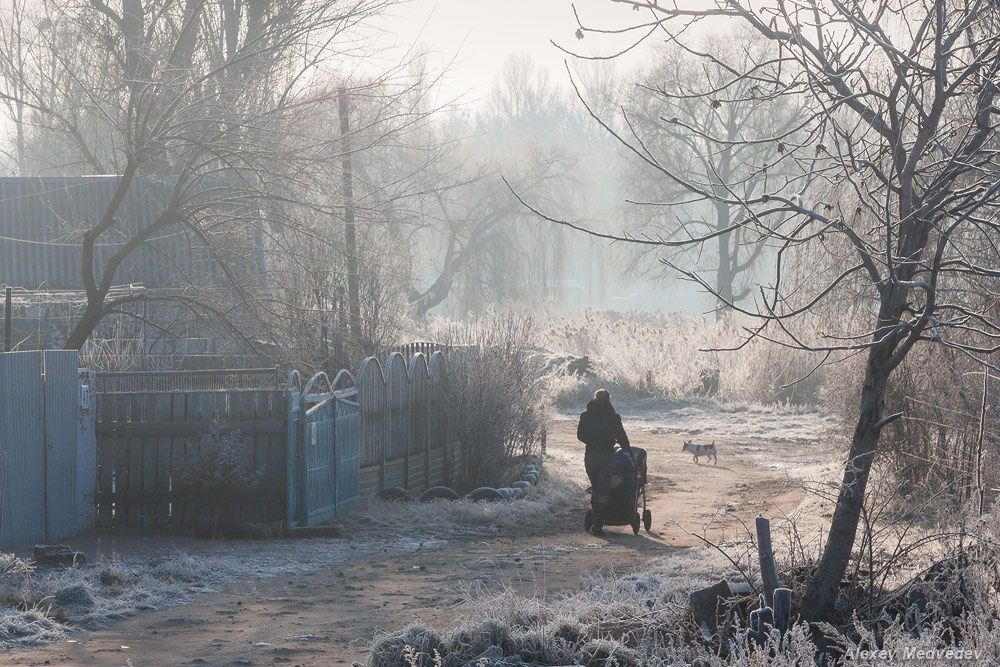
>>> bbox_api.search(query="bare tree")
[517,0,1000,621]
[621,34,801,313]
[0,0,395,350]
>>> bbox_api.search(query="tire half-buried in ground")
[378,487,413,502]
[465,487,505,502]
[419,486,461,502]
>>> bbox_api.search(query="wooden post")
[3,286,11,352]
[337,88,361,343]
[773,587,792,634]
[756,514,780,608]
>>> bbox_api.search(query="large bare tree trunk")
[802,343,892,619]
[65,302,105,350]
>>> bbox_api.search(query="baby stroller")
[585,446,652,535]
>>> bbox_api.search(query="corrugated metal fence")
[0,351,96,550]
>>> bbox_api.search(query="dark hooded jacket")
[577,399,630,456]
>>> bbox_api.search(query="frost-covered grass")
[0,547,315,649]
[0,464,584,651]
[346,470,582,538]
[368,544,1000,667]
[533,311,826,407]
[0,535,420,651]
[368,548,735,667]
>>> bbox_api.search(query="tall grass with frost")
[534,311,825,406]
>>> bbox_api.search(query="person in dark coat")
[577,388,630,536]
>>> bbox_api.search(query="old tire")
[523,472,539,485]
[419,486,460,502]
[378,487,413,502]
[512,480,531,491]
[466,487,504,503]
[643,509,652,533]
[509,486,526,499]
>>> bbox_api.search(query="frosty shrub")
[176,423,262,533]
[821,341,1000,516]
[534,310,824,406]
[434,313,548,488]
[366,537,1000,667]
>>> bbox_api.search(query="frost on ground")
[0,534,426,651]
[368,547,740,666]
[614,401,836,445]
[368,544,1000,667]
[346,473,581,538]
[0,468,577,653]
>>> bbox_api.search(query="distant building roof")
[0,176,264,290]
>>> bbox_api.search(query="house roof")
[0,176,264,290]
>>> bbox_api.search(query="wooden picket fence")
[94,350,459,530]
[95,387,288,528]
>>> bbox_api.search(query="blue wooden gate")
[303,395,337,525]
[333,393,360,514]
[291,382,360,527]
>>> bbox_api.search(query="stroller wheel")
[584,509,594,532]
[631,512,641,535]
[643,509,652,533]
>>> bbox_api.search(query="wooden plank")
[141,394,160,528]
[96,393,115,529]
[96,420,286,435]
[155,393,172,526]
[96,486,285,504]
[171,392,188,524]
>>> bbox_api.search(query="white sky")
[376,0,662,107]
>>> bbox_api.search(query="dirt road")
[7,408,836,666]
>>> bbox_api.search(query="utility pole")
[338,87,362,345]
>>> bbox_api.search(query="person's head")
[593,388,613,409]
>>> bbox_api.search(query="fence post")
[773,587,792,634]
[756,515,780,608]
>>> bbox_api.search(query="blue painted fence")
[0,351,95,550]
[286,352,459,527]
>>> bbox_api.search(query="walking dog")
[682,440,718,464]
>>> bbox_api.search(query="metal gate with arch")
[288,370,361,526]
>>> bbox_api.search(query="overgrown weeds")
[529,310,825,408]
[434,313,548,488]
[367,509,1000,666]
